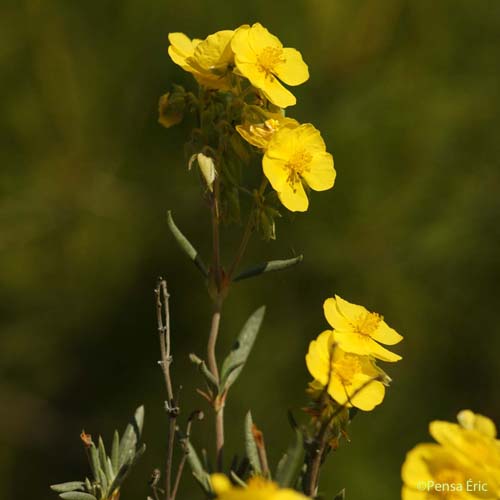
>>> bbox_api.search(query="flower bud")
[196,153,217,192]
[158,88,186,128]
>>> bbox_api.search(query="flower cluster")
[162,23,336,218]
[306,295,403,412]
[402,410,500,499]
[211,474,308,500]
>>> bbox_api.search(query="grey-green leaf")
[167,211,208,277]
[106,457,115,482]
[59,493,97,500]
[50,482,85,493]
[220,306,265,391]
[98,437,107,471]
[189,353,219,392]
[98,467,108,494]
[89,444,100,480]
[275,427,304,487]
[119,405,144,467]
[111,430,120,473]
[244,412,261,475]
[233,255,303,282]
[185,440,211,493]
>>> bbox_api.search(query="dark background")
[1,0,499,499]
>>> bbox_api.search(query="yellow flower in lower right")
[211,474,308,500]
[402,410,500,499]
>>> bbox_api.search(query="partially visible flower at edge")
[306,330,386,411]
[323,295,403,362]
[168,30,235,89]
[263,123,335,212]
[231,23,309,108]
[401,411,500,500]
[211,474,309,500]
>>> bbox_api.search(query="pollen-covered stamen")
[354,312,382,337]
[285,149,312,191]
[257,46,285,78]
[333,354,361,386]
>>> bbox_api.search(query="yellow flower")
[323,295,403,362]
[237,112,299,149]
[211,474,308,500]
[401,444,495,499]
[402,411,500,499]
[430,412,500,491]
[306,331,386,411]
[263,123,335,212]
[168,30,234,89]
[231,23,309,108]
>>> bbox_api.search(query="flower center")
[333,354,361,385]
[250,118,280,142]
[354,312,382,337]
[257,46,284,76]
[285,149,312,189]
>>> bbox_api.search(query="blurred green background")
[1,0,499,499]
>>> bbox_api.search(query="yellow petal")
[371,320,403,346]
[211,473,232,494]
[401,487,426,500]
[193,30,234,71]
[247,22,282,53]
[457,410,497,438]
[305,330,333,385]
[168,32,195,60]
[274,489,310,500]
[401,444,436,488]
[294,123,326,151]
[323,297,351,330]
[274,47,309,86]
[302,152,335,191]
[348,376,385,411]
[277,179,309,212]
[262,156,287,192]
[231,25,256,63]
[259,74,297,108]
[328,376,352,407]
[331,330,402,362]
[334,295,368,322]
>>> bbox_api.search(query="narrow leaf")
[275,427,304,487]
[50,482,85,493]
[189,353,219,392]
[111,430,120,474]
[185,440,211,493]
[89,444,100,480]
[98,467,108,495]
[106,457,115,482]
[59,493,97,500]
[108,460,131,494]
[119,406,144,467]
[167,211,208,277]
[233,255,303,282]
[334,489,346,500]
[220,306,265,390]
[229,471,247,488]
[244,412,261,475]
[98,437,107,472]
